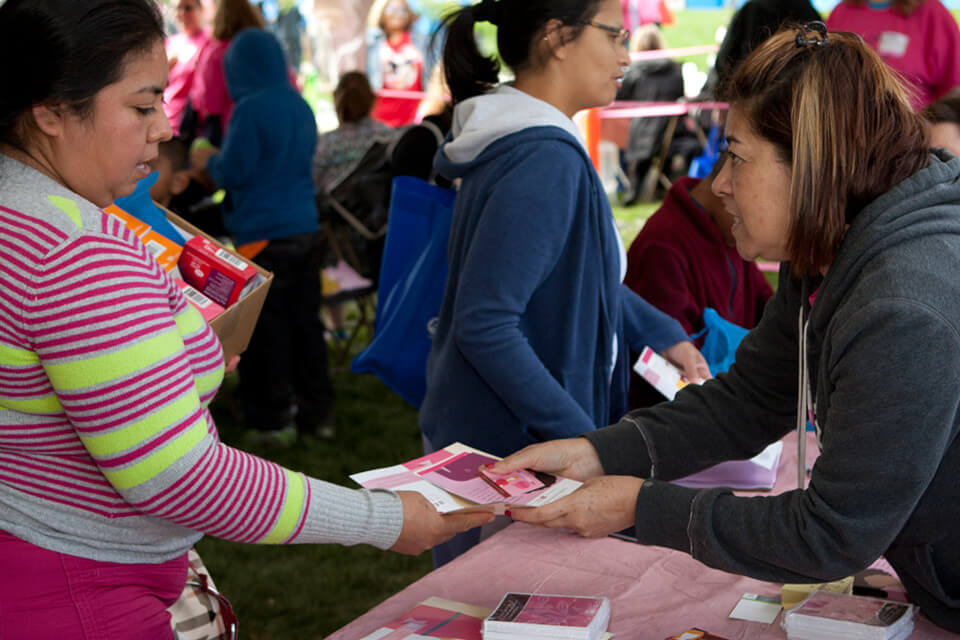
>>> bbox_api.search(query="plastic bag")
[696,307,749,375]
[688,124,723,179]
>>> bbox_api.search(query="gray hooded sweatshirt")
[586,150,960,631]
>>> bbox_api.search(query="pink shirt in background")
[190,38,234,133]
[163,28,211,135]
[826,0,960,109]
[621,0,662,30]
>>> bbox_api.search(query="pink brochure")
[359,597,487,640]
[351,442,582,515]
[413,444,581,510]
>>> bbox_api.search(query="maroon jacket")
[625,176,774,407]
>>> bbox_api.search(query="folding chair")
[318,122,445,365]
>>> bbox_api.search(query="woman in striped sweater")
[0,1,492,637]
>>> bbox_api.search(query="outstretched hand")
[662,341,712,384]
[389,492,495,556]
[507,476,643,538]
[487,437,605,482]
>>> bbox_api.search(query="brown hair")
[839,0,924,16]
[630,24,666,53]
[719,26,929,276]
[375,0,416,33]
[334,71,377,124]
[212,0,264,41]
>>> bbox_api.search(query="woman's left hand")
[506,476,644,538]
[224,355,240,375]
[662,341,711,383]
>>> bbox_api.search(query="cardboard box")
[179,235,258,306]
[103,204,182,272]
[162,207,273,362]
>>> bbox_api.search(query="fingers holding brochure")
[488,437,605,482]
[506,476,644,539]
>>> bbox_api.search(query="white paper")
[749,441,783,471]
[729,593,782,624]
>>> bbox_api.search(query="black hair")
[158,136,190,172]
[0,0,165,149]
[438,0,605,104]
[924,89,960,126]
[334,71,377,124]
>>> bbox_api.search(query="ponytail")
[440,4,499,104]
[437,0,604,105]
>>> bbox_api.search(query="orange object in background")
[583,107,602,172]
[659,0,675,26]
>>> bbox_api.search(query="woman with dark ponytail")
[420,0,709,565]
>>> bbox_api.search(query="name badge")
[877,31,909,57]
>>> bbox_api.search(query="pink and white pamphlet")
[357,597,488,640]
[350,442,582,514]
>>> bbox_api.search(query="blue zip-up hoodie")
[419,86,689,458]
[207,29,317,245]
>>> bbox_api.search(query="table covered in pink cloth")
[327,432,960,639]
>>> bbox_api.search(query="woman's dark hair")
[334,71,377,124]
[719,25,929,276]
[0,0,165,150]
[438,0,605,104]
[924,88,960,126]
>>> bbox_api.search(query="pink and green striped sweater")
[0,155,402,563]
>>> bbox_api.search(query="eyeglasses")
[384,5,411,17]
[582,20,631,47]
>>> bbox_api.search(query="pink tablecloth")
[327,432,960,640]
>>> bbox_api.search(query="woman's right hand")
[486,437,605,481]
[389,492,495,556]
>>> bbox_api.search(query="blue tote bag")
[694,307,750,375]
[351,176,456,407]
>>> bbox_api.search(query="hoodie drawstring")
[796,306,811,489]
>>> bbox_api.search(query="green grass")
[662,9,733,71]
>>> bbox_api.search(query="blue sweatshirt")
[207,29,317,245]
[419,86,689,458]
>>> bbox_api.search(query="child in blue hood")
[193,28,334,442]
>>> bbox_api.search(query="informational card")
[729,593,782,624]
[633,346,702,401]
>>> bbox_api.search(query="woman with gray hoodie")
[495,23,960,633]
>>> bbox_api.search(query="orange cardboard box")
[103,204,150,238]
[140,229,182,272]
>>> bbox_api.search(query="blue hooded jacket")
[419,86,689,458]
[207,29,318,245]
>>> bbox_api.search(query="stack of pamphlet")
[483,593,611,640]
[782,590,915,640]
